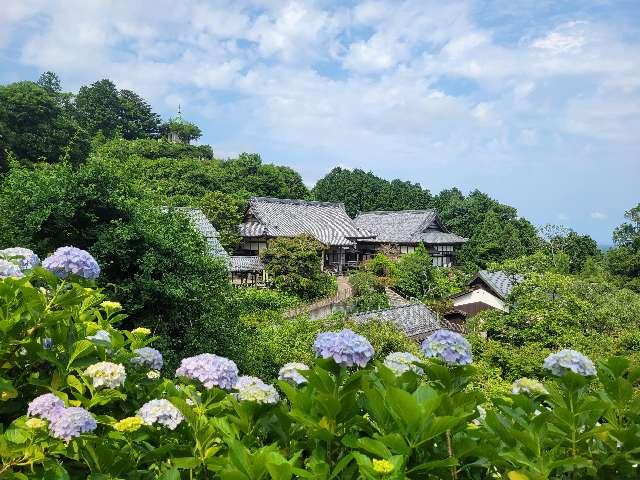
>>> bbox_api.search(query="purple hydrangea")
[0,260,23,279]
[137,399,183,430]
[131,347,164,370]
[543,349,596,377]
[421,330,472,366]
[42,337,53,349]
[42,246,100,280]
[175,353,238,389]
[0,247,40,270]
[27,393,65,421]
[48,407,97,442]
[313,329,374,368]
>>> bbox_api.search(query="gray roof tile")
[243,197,372,246]
[175,208,230,259]
[230,256,264,272]
[349,302,441,340]
[473,270,524,300]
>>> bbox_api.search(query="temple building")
[451,270,523,317]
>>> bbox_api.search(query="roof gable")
[243,197,372,246]
[470,270,524,300]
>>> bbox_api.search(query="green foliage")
[199,191,246,250]
[260,235,337,300]
[75,79,161,139]
[0,80,90,169]
[607,203,640,291]
[94,137,214,161]
[160,117,202,143]
[348,270,390,312]
[2,274,639,479]
[312,167,431,216]
[0,160,239,370]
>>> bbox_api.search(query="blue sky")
[1,0,639,243]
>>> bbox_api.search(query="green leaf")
[67,374,84,394]
[5,426,28,444]
[172,456,200,469]
[67,339,95,367]
[157,468,180,480]
[43,464,71,480]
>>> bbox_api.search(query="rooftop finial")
[177,104,182,117]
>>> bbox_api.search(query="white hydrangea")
[383,352,424,376]
[137,399,183,430]
[278,362,309,385]
[234,376,280,404]
[0,260,24,279]
[84,361,126,389]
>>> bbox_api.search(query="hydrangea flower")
[42,337,53,349]
[113,416,144,432]
[131,327,151,336]
[147,370,160,380]
[383,352,424,376]
[137,399,183,430]
[421,330,472,366]
[313,329,374,367]
[512,378,549,395]
[25,418,47,429]
[42,246,100,279]
[49,407,97,442]
[543,349,596,377]
[175,353,238,389]
[0,260,23,279]
[278,362,309,385]
[234,376,280,404]
[84,362,126,389]
[27,393,65,421]
[372,459,394,474]
[131,347,163,370]
[0,247,40,270]
[87,329,111,343]
[100,301,121,310]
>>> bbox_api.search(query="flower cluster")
[84,362,127,389]
[113,416,144,432]
[313,329,374,367]
[421,330,472,366]
[0,259,24,279]
[176,353,238,389]
[383,352,424,376]
[543,349,596,377]
[132,327,151,336]
[49,407,97,442]
[87,329,111,343]
[512,378,549,396]
[100,301,122,310]
[0,247,40,270]
[27,393,65,421]
[278,362,309,385]
[137,399,183,430]
[234,376,280,404]
[372,459,394,474]
[131,347,163,370]
[42,246,100,279]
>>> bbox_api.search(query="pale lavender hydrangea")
[0,247,40,270]
[421,330,472,366]
[512,378,549,395]
[0,260,23,279]
[313,329,374,367]
[278,362,309,385]
[131,347,163,370]
[543,349,596,377]
[42,246,100,279]
[49,407,97,442]
[137,399,183,430]
[27,393,65,421]
[87,330,111,343]
[234,376,280,404]
[383,352,424,376]
[175,353,238,389]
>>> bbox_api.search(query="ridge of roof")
[355,209,436,216]
[349,301,426,316]
[250,196,346,208]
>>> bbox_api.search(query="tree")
[260,235,336,300]
[36,71,61,94]
[118,89,161,139]
[349,270,390,312]
[160,117,202,143]
[539,226,600,274]
[0,81,90,169]
[607,203,640,291]
[199,191,246,250]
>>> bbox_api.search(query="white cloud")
[590,211,607,220]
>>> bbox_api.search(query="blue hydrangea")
[0,260,23,279]
[42,337,53,349]
[234,376,280,404]
[0,247,40,270]
[87,330,111,343]
[313,329,374,368]
[175,353,239,389]
[278,362,309,385]
[421,330,472,366]
[27,393,65,421]
[131,347,164,370]
[383,352,424,376]
[543,349,596,377]
[137,399,183,430]
[42,246,100,279]
[48,407,97,442]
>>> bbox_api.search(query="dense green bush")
[1,268,639,479]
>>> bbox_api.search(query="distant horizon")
[2,0,638,243]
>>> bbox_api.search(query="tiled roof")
[174,208,230,259]
[472,270,524,300]
[243,197,372,246]
[349,302,441,341]
[239,222,266,237]
[354,210,467,244]
[230,256,264,272]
